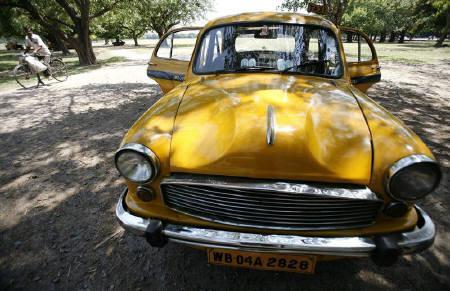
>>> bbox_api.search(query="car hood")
[170,74,372,184]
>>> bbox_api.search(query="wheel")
[49,59,68,82]
[13,64,39,89]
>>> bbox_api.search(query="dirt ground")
[0,55,449,291]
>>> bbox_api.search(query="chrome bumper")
[116,189,435,257]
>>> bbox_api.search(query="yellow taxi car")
[114,12,442,273]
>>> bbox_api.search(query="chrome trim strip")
[163,226,375,256]
[161,174,381,201]
[114,143,160,183]
[266,105,275,145]
[116,190,435,257]
[397,206,436,253]
[385,154,440,201]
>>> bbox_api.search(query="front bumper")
[116,189,435,258]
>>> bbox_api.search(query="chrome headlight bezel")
[115,143,160,184]
[385,154,441,202]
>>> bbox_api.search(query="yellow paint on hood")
[170,74,372,184]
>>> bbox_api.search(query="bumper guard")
[116,189,435,258]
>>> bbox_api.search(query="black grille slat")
[166,197,375,225]
[164,198,372,223]
[161,178,382,230]
[165,190,380,216]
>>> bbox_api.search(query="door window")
[341,31,374,62]
[156,29,199,61]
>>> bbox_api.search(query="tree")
[0,7,31,38]
[94,0,211,46]
[280,0,349,25]
[343,0,420,43]
[0,0,122,65]
[413,0,449,47]
[433,0,450,47]
[94,0,154,46]
[342,0,387,37]
[147,0,212,37]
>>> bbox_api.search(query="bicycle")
[13,53,68,89]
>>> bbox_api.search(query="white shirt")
[25,34,51,56]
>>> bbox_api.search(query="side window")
[196,28,225,70]
[156,34,173,58]
[341,31,374,62]
[156,29,199,61]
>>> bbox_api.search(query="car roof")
[204,12,336,31]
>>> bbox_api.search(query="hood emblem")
[266,105,275,145]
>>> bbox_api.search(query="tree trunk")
[133,35,139,46]
[398,31,406,43]
[435,33,447,47]
[435,11,450,47]
[388,32,396,42]
[74,15,96,65]
[157,30,165,39]
[70,26,96,65]
[53,34,69,55]
[346,32,353,43]
[379,31,386,42]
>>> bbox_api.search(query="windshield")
[194,23,343,78]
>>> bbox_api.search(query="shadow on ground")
[0,79,448,290]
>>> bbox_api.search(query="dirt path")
[0,58,449,290]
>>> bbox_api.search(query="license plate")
[207,248,316,274]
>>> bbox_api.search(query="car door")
[147,27,201,93]
[340,28,381,93]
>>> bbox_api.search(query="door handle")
[148,62,157,66]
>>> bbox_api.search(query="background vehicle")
[13,53,68,89]
[5,41,24,50]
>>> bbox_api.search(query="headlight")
[115,143,159,183]
[386,155,441,201]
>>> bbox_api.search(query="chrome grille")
[161,174,383,230]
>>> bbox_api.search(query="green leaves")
[94,0,211,42]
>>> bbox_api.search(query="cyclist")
[24,28,51,83]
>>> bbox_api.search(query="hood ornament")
[266,105,275,145]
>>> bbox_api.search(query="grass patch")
[64,56,127,75]
[373,41,449,64]
[0,50,19,72]
[343,40,450,64]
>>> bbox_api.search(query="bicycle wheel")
[50,59,68,82]
[13,64,39,89]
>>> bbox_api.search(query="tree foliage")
[93,0,153,46]
[280,0,349,25]
[0,7,33,38]
[147,0,212,37]
[281,0,449,45]
[413,0,450,46]
[343,0,417,42]
[93,0,211,47]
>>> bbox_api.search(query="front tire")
[13,64,39,89]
